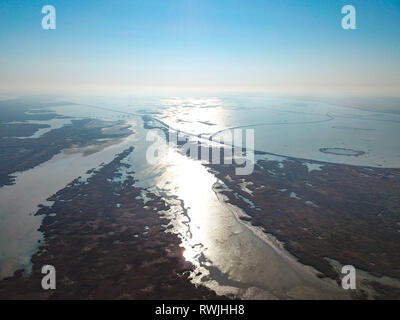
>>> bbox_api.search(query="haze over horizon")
[0,0,399,96]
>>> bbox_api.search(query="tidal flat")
[0,147,222,299]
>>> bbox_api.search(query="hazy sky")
[0,0,399,95]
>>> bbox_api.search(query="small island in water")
[319,147,365,157]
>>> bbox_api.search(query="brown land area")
[206,156,400,299]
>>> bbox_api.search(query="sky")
[0,0,399,96]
